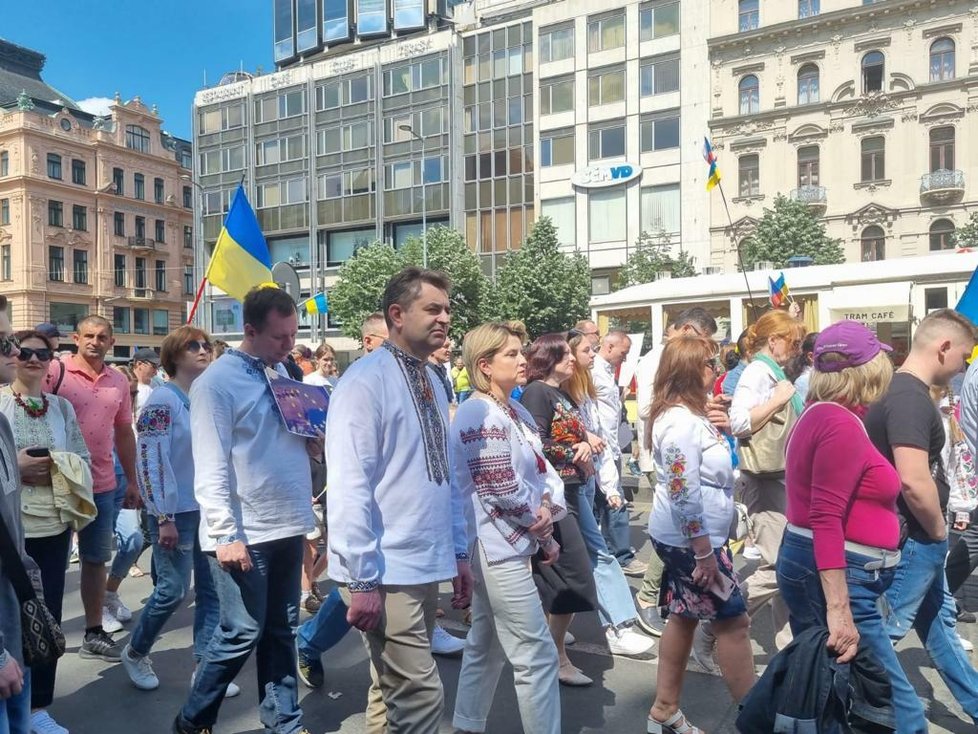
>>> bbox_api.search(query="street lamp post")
[398,124,427,268]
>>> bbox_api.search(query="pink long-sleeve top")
[785,402,902,570]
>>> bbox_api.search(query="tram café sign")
[571,163,642,189]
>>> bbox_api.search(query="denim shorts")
[651,539,747,621]
[77,489,119,564]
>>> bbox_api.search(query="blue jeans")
[577,479,638,628]
[884,536,978,722]
[776,530,924,733]
[77,489,117,564]
[109,473,144,580]
[593,482,634,567]
[181,535,305,733]
[129,512,219,662]
[0,668,30,734]
[297,587,351,658]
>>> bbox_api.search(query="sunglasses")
[0,335,18,357]
[186,340,213,354]
[705,357,721,371]
[17,347,53,362]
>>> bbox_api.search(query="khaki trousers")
[341,583,443,734]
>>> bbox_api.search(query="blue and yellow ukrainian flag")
[305,293,329,316]
[206,184,273,302]
[703,137,721,191]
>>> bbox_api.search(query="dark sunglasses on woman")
[17,347,53,362]
[186,339,213,354]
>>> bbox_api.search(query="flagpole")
[716,180,761,322]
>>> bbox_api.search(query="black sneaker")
[173,715,211,734]
[297,647,324,689]
[80,629,122,662]
[958,608,977,624]
[635,603,665,637]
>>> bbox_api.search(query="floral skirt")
[650,539,747,621]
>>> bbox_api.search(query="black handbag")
[0,509,65,667]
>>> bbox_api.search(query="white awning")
[824,282,912,325]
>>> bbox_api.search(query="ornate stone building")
[707,0,978,271]
[0,38,194,356]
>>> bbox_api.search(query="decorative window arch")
[861,225,885,262]
[930,38,955,82]
[929,219,955,251]
[797,64,819,105]
[739,75,759,115]
[861,51,884,93]
[125,125,150,153]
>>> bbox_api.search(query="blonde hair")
[746,310,806,357]
[564,331,597,406]
[807,350,893,407]
[462,321,528,394]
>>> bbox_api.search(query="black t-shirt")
[864,372,949,542]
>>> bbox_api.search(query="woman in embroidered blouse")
[0,330,91,732]
[646,336,754,734]
[451,321,564,734]
[120,326,241,698]
[564,331,655,657]
[520,334,599,687]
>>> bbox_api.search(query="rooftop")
[0,37,83,114]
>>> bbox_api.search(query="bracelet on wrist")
[693,550,714,561]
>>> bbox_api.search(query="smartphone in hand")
[26,447,50,458]
[708,573,736,602]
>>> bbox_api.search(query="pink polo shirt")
[45,356,133,493]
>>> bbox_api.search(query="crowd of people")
[0,266,977,734]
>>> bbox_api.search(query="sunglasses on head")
[186,340,213,354]
[0,335,18,357]
[17,347,53,362]
[566,329,583,341]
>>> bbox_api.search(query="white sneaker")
[102,608,123,634]
[104,591,132,622]
[958,633,975,653]
[605,626,655,657]
[190,670,241,698]
[743,545,762,560]
[30,709,68,734]
[122,644,160,691]
[691,622,719,674]
[430,625,466,656]
[564,631,576,646]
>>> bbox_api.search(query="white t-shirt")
[303,372,335,390]
[135,383,154,418]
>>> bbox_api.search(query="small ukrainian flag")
[206,185,273,302]
[305,293,329,316]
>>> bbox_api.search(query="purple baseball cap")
[814,320,892,373]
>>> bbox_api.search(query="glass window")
[47,153,62,180]
[797,146,820,187]
[125,125,151,153]
[739,0,759,32]
[641,183,680,234]
[861,225,885,262]
[183,186,192,209]
[135,257,147,289]
[72,249,88,284]
[738,154,760,197]
[929,219,955,251]
[112,167,124,196]
[273,0,294,61]
[296,0,318,51]
[114,254,126,287]
[541,129,575,167]
[319,174,342,200]
[318,128,342,155]
[588,13,625,53]
[155,219,165,243]
[154,177,165,204]
[639,2,680,41]
[861,136,885,181]
[541,197,576,246]
[134,173,145,200]
[48,246,65,281]
[540,26,574,64]
[324,0,351,42]
[797,64,819,105]
[588,68,626,106]
[640,112,680,152]
[133,308,149,335]
[279,90,305,118]
[0,151,8,177]
[347,75,371,103]
[930,126,955,172]
[50,303,88,334]
[48,200,63,227]
[358,0,388,35]
[135,216,146,238]
[113,306,130,333]
[155,260,167,291]
[541,78,574,115]
[640,56,680,96]
[0,199,8,226]
[924,287,948,312]
[184,265,194,295]
[114,212,125,237]
[327,227,375,267]
[739,75,760,115]
[588,125,626,160]
[798,0,819,18]
[930,38,955,82]
[862,51,884,93]
[390,161,414,189]
[589,190,626,243]
[71,159,86,185]
[394,0,424,30]
[72,204,87,231]
[1,245,8,281]
[317,82,341,110]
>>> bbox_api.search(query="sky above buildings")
[4,0,273,140]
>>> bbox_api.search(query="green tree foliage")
[328,240,402,341]
[740,195,845,270]
[494,217,591,338]
[952,211,978,250]
[617,230,697,289]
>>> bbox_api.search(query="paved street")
[48,488,977,733]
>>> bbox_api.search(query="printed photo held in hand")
[266,371,330,438]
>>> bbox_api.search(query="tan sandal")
[647,710,702,734]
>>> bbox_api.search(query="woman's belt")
[786,524,901,570]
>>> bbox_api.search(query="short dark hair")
[13,330,53,352]
[672,307,717,337]
[381,267,451,327]
[525,333,571,383]
[76,314,113,336]
[243,286,296,331]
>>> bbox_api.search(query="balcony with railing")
[789,185,827,213]
[127,236,158,251]
[920,169,964,202]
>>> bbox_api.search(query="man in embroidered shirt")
[43,315,139,663]
[173,286,315,734]
[327,267,471,734]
